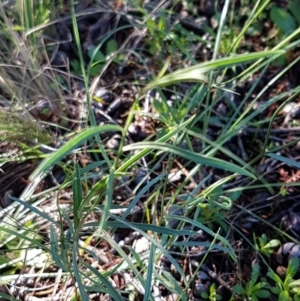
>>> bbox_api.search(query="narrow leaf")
[73,162,82,231]
[29,125,124,181]
[123,142,256,179]
[143,50,284,93]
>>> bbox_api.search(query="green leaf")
[117,115,195,173]
[251,263,260,285]
[228,190,242,202]
[252,295,258,301]
[142,50,284,93]
[267,153,300,169]
[123,142,256,179]
[270,6,297,35]
[201,292,209,299]
[106,39,118,54]
[267,270,283,287]
[143,242,155,301]
[233,284,246,294]
[82,261,125,301]
[72,162,82,231]
[88,45,105,61]
[252,282,267,291]
[89,63,104,76]
[278,290,291,301]
[270,286,281,295]
[289,279,300,287]
[289,2,300,24]
[254,289,271,298]
[29,125,124,181]
[287,257,299,279]
[70,60,81,73]
[73,243,90,301]
[98,168,114,233]
[156,270,185,295]
[263,239,281,249]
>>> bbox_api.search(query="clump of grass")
[0,0,300,301]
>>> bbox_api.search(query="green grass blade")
[144,241,155,301]
[9,196,60,227]
[82,261,124,301]
[120,171,167,222]
[267,153,300,169]
[98,168,114,234]
[142,50,284,93]
[29,125,124,181]
[73,242,89,301]
[213,0,230,59]
[123,142,256,179]
[116,115,195,173]
[73,162,82,231]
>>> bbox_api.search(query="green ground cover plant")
[0,0,300,300]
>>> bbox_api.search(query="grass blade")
[123,142,256,179]
[142,50,284,93]
[29,125,124,181]
[73,162,82,231]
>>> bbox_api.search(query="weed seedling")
[201,283,222,301]
[268,257,300,301]
[233,263,271,301]
[253,233,281,258]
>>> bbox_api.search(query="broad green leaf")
[287,257,299,278]
[254,289,271,298]
[88,45,105,61]
[263,239,281,249]
[251,263,260,285]
[233,284,246,294]
[267,270,283,286]
[251,295,258,301]
[295,295,300,301]
[270,6,296,35]
[278,290,290,301]
[106,39,118,54]
[289,279,300,289]
[270,286,281,295]
[289,2,300,24]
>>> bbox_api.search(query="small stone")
[193,283,208,298]
[134,237,149,253]
[277,242,296,264]
[289,244,300,261]
[94,88,113,103]
[128,123,140,135]
[197,271,210,282]
[106,134,121,149]
[276,265,286,278]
